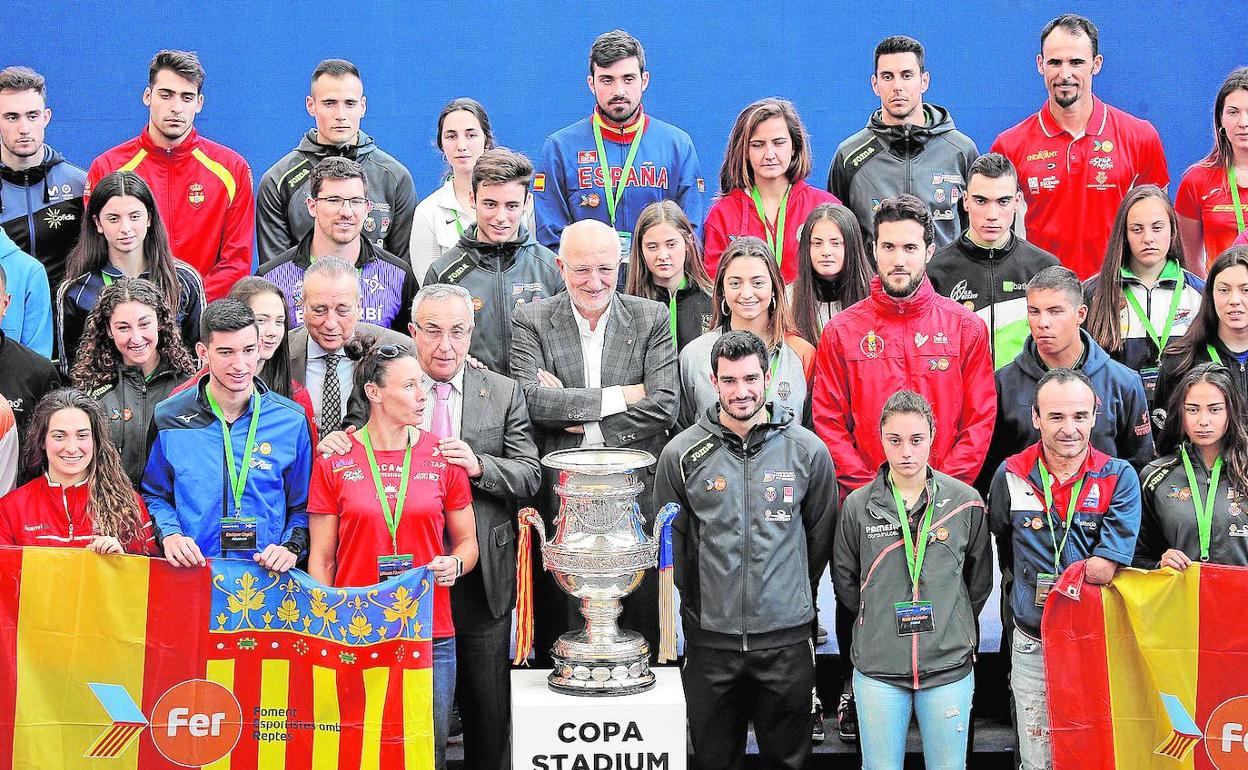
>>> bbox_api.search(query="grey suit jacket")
[288,321,411,427]
[510,292,678,520]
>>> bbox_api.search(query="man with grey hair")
[286,255,407,432]
[511,218,679,663]
[319,281,540,770]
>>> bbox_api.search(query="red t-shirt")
[991,97,1169,280]
[1175,163,1248,266]
[308,430,472,637]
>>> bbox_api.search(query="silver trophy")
[522,447,661,695]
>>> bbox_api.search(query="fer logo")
[87,678,243,766]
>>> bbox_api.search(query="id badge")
[895,601,935,636]
[378,553,414,581]
[1035,572,1058,607]
[1139,366,1159,396]
[220,516,258,552]
[617,231,632,261]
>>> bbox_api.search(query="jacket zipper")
[987,254,997,364]
[60,484,73,541]
[741,439,751,651]
[904,125,913,195]
[495,263,507,361]
[23,173,38,255]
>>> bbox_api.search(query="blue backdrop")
[10,1,1243,203]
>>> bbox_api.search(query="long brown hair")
[228,277,296,400]
[1086,185,1187,354]
[22,389,147,545]
[789,204,873,345]
[71,277,197,393]
[1164,246,1248,373]
[709,236,795,349]
[1199,67,1248,169]
[718,98,812,194]
[625,200,713,301]
[64,171,182,313]
[1159,363,1248,485]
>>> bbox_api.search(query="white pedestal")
[512,668,687,770]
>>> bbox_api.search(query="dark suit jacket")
[288,321,411,427]
[510,292,678,522]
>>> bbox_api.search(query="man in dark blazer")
[510,219,679,665]
[319,282,541,770]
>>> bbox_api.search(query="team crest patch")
[122,408,133,422]
[472,297,485,312]
[764,487,778,502]
[928,357,949,371]
[1169,485,1193,501]
[533,173,546,192]
[860,330,885,358]
[364,218,377,232]
[696,178,705,193]
[187,182,205,207]
[777,381,792,400]
[700,313,712,332]
[257,442,272,456]
[704,475,728,492]
[1082,482,1101,510]
[581,193,601,208]
[578,151,598,164]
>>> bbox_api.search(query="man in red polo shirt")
[992,14,1168,280]
[87,50,253,301]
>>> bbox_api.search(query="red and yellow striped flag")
[0,547,434,770]
[1045,562,1248,770]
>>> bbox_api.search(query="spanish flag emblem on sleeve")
[533,173,546,193]
[0,547,435,769]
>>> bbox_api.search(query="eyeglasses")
[313,196,370,212]
[412,323,472,343]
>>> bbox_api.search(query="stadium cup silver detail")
[523,448,660,695]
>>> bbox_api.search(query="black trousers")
[452,576,513,770]
[682,640,814,770]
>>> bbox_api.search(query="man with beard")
[257,59,416,264]
[992,14,1168,280]
[989,368,1141,769]
[534,30,705,277]
[812,194,995,497]
[655,329,836,770]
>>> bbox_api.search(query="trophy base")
[548,631,655,696]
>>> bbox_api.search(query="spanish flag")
[0,547,434,769]
[1044,562,1248,769]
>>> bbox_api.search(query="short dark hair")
[310,156,367,198]
[1026,265,1084,310]
[0,66,46,98]
[589,29,645,74]
[200,299,256,344]
[880,390,935,434]
[1033,367,1096,414]
[1040,14,1099,57]
[967,152,1018,186]
[874,194,935,247]
[874,35,925,72]
[472,148,534,195]
[710,330,768,377]
[148,50,204,91]
[311,58,361,86]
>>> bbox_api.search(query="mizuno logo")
[176,413,196,423]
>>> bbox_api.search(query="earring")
[769,295,777,312]
[722,299,731,317]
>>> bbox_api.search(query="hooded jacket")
[426,225,563,374]
[828,104,979,248]
[1,145,87,291]
[980,329,1154,491]
[256,129,417,264]
[928,231,1060,369]
[88,359,191,486]
[812,275,996,495]
[654,401,837,651]
[87,128,253,302]
[0,227,53,357]
[834,466,991,690]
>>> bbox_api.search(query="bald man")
[510,219,679,664]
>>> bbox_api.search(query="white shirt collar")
[422,365,466,395]
[570,298,613,338]
[307,335,344,360]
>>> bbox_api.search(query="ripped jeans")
[1011,629,1052,770]
[853,668,974,770]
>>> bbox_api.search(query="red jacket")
[703,179,837,283]
[0,475,157,555]
[87,128,254,301]
[812,275,996,495]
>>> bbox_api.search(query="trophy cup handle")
[513,507,544,666]
[519,507,547,545]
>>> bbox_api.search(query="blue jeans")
[1010,630,1051,770]
[433,635,458,770]
[854,668,974,770]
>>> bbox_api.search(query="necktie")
[321,353,341,433]
[432,381,453,439]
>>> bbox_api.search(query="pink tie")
[432,382,453,438]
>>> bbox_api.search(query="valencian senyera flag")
[1044,561,1248,770]
[0,546,434,769]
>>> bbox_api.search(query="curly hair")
[70,277,197,394]
[22,389,147,546]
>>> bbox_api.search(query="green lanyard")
[359,425,413,554]
[101,272,114,287]
[890,479,936,596]
[205,387,261,517]
[451,212,465,237]
[1121,265,1185,362]
[1037,460,1086,574]
[1231,167,1246,234]
[667,278,686,349]
[1180,446,1223,561]
[591,113,646,228]
[763,346,783,400]
[1208,345,1225,366]
[750,184,791,267]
